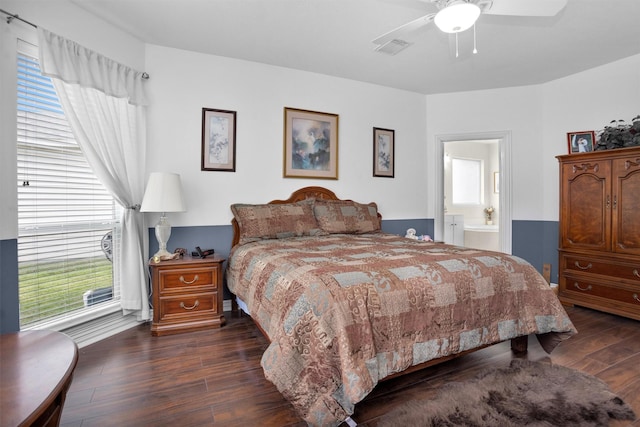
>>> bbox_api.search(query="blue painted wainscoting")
[148,219,433,300]
[512,220,560,284]
[0,219,559,333]
[0,239,20,333]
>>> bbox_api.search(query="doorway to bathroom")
[434,132,512,254]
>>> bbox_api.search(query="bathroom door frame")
[434,131,512,254]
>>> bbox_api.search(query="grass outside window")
[19,257,113,326]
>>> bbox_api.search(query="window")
[451,158,482,205]
[16,41,120,328]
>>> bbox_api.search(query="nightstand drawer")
[159,266,218,291]
[158,292,219,320]
[561,253,640,282]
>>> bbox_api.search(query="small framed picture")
[567,131,595,154]
[373,127,394,178]
[202,108,236,171]
[283,107,339,179]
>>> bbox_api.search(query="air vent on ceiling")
[374,39,412,55]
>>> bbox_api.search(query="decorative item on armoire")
[594,115,640,150]
[567,131,595,154]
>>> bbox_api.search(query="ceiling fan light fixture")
[434,1,481,34]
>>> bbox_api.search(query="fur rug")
[379,359,636,427]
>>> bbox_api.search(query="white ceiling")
[71,0,640,95]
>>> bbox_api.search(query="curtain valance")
[37,28,148,106]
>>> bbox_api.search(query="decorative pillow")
[313,199,381,234]
[231,199,325,245]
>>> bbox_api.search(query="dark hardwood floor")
[60,306,640,426]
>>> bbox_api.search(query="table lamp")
[140,172,186,258]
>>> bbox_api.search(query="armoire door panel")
[561,162,610,251]
[612,157,640,255]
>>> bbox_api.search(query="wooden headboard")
[230,186,379,248]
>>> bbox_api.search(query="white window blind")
[17,41,121,328]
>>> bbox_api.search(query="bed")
[226,186,576,426]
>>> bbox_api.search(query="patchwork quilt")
[226,233,576,426]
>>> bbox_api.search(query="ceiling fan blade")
[372,12,436,46]
[483,0,567,17]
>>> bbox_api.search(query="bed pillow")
[231,199,326,245]
[313,199,381,234]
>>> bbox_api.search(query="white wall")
[426,85,544,221]
[144,44,428,227]
[426,53,640,222]
[2,0,639,233]
[540,54,640,220]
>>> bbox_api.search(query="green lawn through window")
[19,257,113,326]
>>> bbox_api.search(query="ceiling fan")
[372,0,567,55]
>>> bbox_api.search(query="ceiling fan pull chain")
[473,23,478,54]
[455,32,459,58]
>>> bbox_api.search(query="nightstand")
[149,256,226,336]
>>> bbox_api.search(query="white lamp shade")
[434,1,481,33]
[140,172,186,213]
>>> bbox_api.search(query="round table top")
[0,330,78,426]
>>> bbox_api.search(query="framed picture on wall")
[567,131,595,154]
[202,108,237,171]
[373,127,394,178]
[283,107,339,179]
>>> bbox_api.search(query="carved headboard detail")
[230,186,380,248]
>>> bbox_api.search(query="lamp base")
[154,214,173,259]
[152,248,173,259]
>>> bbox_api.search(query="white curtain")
[37,28,151,320]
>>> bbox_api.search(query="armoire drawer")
[560,253,640,283]
[561,275,640,308]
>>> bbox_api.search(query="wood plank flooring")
[60,306,640,426]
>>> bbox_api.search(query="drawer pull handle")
[634,269,640,279]
[573,283,592,292]
[634,293,639,303]
[574,261,592,270]
[180,300,199,310]
[179,274,199,284]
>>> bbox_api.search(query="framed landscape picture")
[202,108,236,171]
[567,131,595,154]
[283,107,339,179]
[373,127,394,178]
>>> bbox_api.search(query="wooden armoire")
[557,146,640,320]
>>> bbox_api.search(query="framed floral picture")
[567,131,595,154]
[283,107,339,179]
[373,127,394,178]
[202,108,236,171]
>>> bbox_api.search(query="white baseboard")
[58,299,235,348]
[61,311,142,348]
